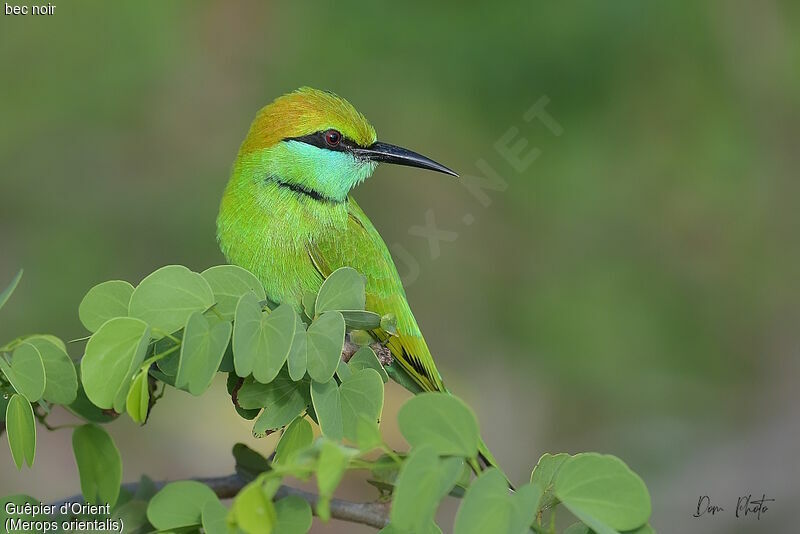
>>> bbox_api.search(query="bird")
[217,86,501,473]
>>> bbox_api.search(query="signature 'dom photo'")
[1,3,797,534]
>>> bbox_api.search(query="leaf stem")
[140,342,181,370]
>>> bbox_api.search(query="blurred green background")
[2,2,798,532]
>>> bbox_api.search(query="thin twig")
[49,473,390,530]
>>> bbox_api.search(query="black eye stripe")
[284,131,362,152]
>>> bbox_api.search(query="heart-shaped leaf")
[340,310,381,329]
[176,311,232,395]
[310,368,383,442]
[233,293,296,383]
[147,480,218,530]
[454,468,542,534]
[78,280,134,332]
[349,346,389,383]
[236,370,310,436]
[530,452,569,510]
[315,267,365,315]
[24,336,78,405]
[129,265,214,336]
[0,343,46,402]
[81,317,150,411]
[397,393,479,457]
[305,311,345,383]
[554,453,651,533]
[287,312,308,380]
[201,265,266,320]
[274,417,314,466]
[391,445,463,533]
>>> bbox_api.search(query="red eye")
[324,129,341,147]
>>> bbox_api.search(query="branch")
[50,473,390,530]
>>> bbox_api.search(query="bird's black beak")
[353,142,458,177]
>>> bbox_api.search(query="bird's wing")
[307,198,444,392]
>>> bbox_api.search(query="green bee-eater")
[218,87,500,471]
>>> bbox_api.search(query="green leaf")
[227,373,260,420]
[5,394,36,469]
[310,379,342,440]
[356,414,383,451]
[128,265,215,335]
[201,265,266,320]
[349,346,389,383]
[380,313,398,335]
[397,393,479,457]
[237,369,309,408]
[316,440,350,521]
[340,368,384,442]
[287,312,308,380]
[311,368,383,442]
[126,369,150,424]
[201,498,228,534]
[315,267,366,314]
[454,469,541,534]
[348,329,374,346]
[305,311,345,383]
[530,452,569,510]
[78,280,134,333]
[233,293,296,383]
[233,443,272,481]
[0,342,46,402]
[232,477,276,534]
[72,424,122,506]
[24,336,78,405]
[274,495,313,534]
[274,416,314,466]
[390,445,463,533]
[236,372,310,436]
[81,317,150,411]
[155,340,181,377]
[340,310,381,329]
[0,269,23,312]
[554,453,651,533]
[67,378,117,424]
[302,291,316,321]
[112,499,151,534]
[146,480,217,530]
[176,311,232,395]
[336,358,352,380]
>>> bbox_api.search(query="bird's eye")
[324,129,341,147]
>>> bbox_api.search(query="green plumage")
[218,88,444,392]
[218,87,500,474]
